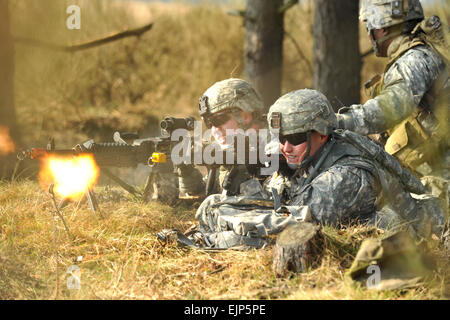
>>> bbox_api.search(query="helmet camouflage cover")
[198,78,264,119]
[268,89,337,136]
[359,0,424,31]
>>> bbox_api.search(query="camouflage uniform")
[337,0,449,179]
[178,161,258,197]
[194,90,447,249]
[262,139,379,226]
[179,78,268,198]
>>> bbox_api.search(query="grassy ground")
[1,180,448,300]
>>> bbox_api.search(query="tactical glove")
[336,109,356,131]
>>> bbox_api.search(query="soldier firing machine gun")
[18,116,269,210]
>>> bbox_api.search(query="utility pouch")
[385,113,438,174]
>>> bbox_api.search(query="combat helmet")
[268,89,337,167]
[268,89,336,136]
[198,78,264,128]
[360,0,424,55]
[359,0,424,31]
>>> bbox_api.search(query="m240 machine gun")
[18,117,196,211]
[18,115,275,208]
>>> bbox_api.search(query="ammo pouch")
[384,110,441,175]
[382,17,449,175]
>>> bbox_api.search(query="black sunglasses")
[279,132,308,146]
[206,111,233,128]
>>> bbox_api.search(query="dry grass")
[1,180,448,300]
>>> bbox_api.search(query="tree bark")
[245,0,284,111]
[273,222,324,276]
[0,0,20,179]
[313,0,361,110]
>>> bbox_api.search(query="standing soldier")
[336,0,448,186]
[178,78,269,197]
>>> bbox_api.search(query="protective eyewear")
[279,132,308,146]
[207,111,233,128]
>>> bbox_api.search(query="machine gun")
[18,116,196,167]
[17,117,196,208]
[18,115,275,203]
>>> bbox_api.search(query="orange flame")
[0,126,15,156]
[39,154,100,200]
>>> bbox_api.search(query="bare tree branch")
[14,22,153,52]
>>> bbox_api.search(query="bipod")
[57,185,103,218]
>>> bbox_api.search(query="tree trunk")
[245,0,284,111]
[0,0,20,179]
[313,0,361,110]
[273,222,324,276]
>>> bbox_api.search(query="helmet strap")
[298,131,313,169]
[372,28,404,55]
[291,131,312,179]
